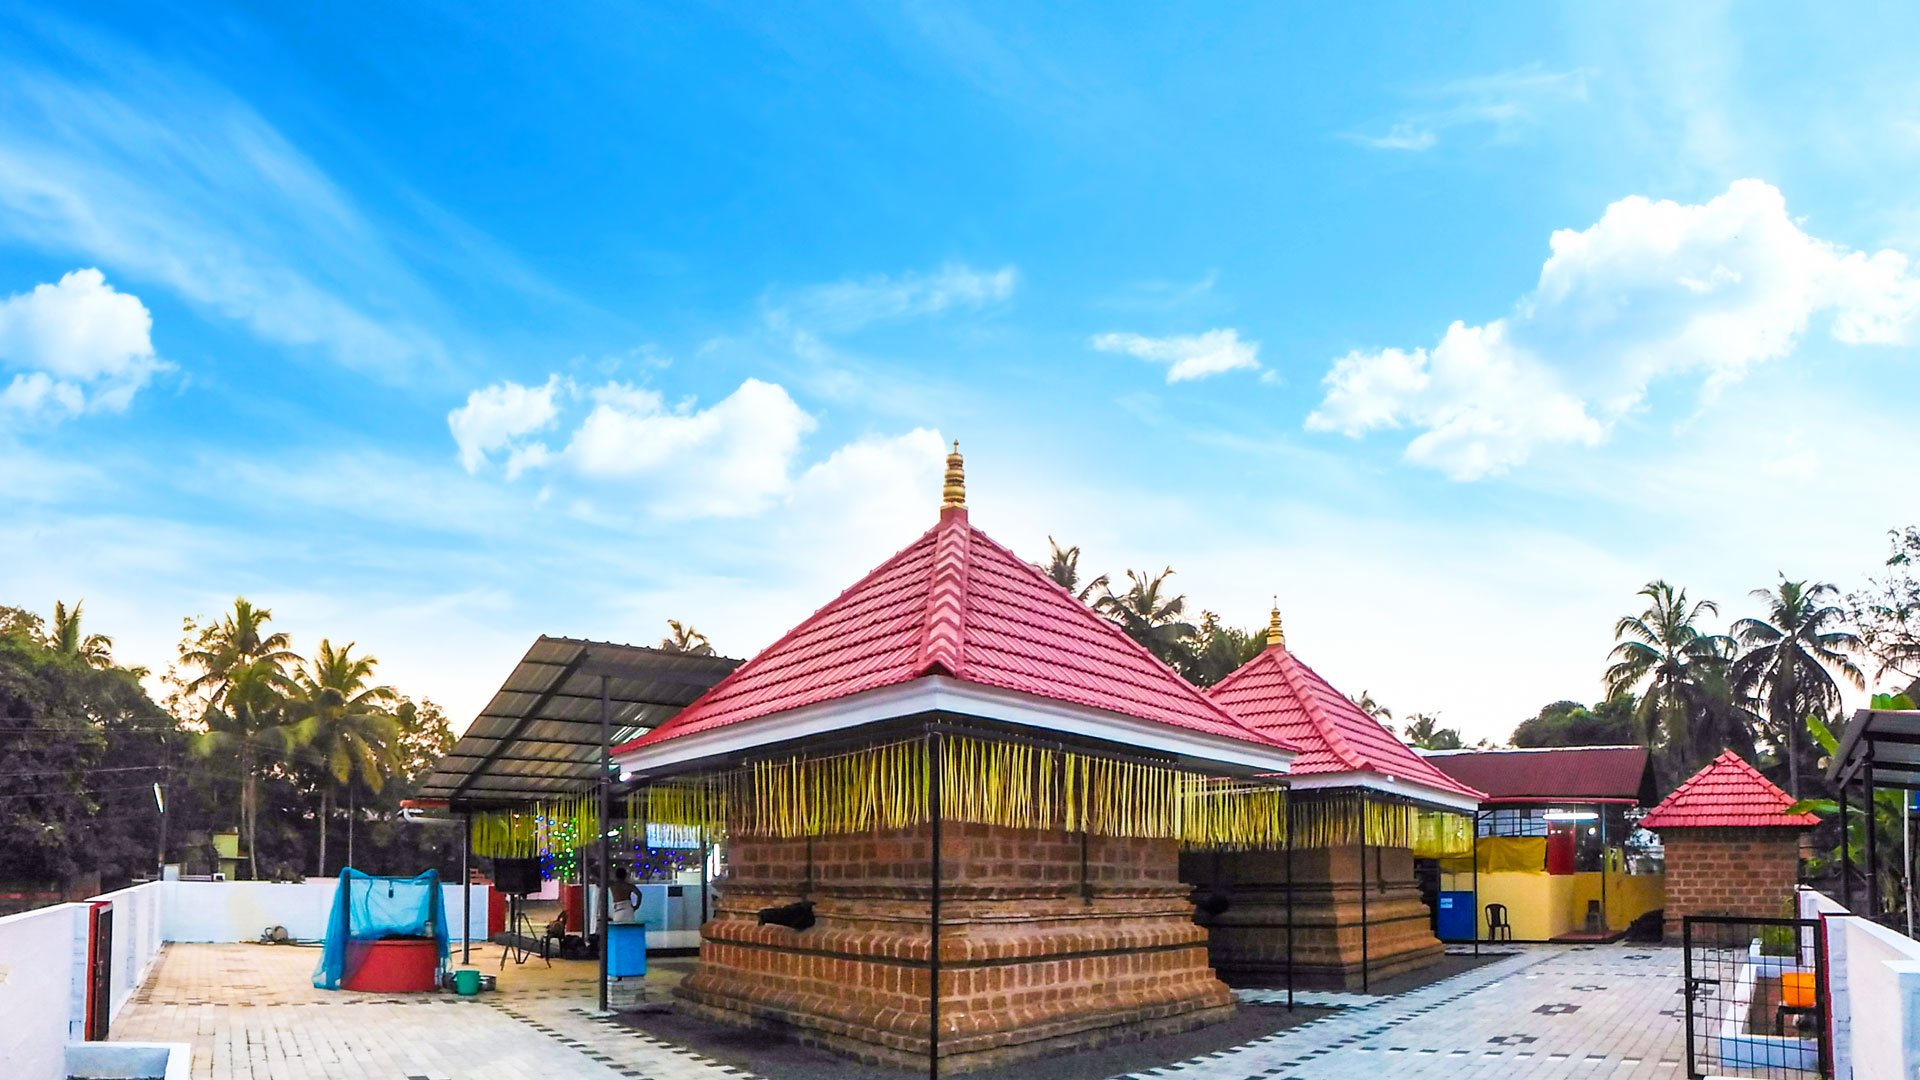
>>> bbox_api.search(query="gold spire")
[1266,598,1285,648]
[941,441,966,509]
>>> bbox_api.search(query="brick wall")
[678,822,1233,1072]
[1658,827,1802,941]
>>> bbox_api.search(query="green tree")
[1096,567,1198,670]
[1033,537,1109,605]
[180,599,304,880]
[1511,696,1637,748]
[293,640,399,875]
[47,601,115,668]
[1182,612,1265,687]
[1400,712,1463,750]
[1791,711,1910,917]
[658,620,715,655]
[1605,580,1752,779]
[1350,690,1394,731]
[1731,577,1864,798]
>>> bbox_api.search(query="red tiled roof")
[1640,750,1819,829]
[1205,645,1484,803]
[618,507,1294,755]
[1423,746,1656,804]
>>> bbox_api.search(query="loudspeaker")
[492,857,543,896]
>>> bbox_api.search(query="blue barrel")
[607,922,647,977]
[1436,891,1476,941]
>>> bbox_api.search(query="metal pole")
[700,827,710,925]
[1598,805,1609,936]
[1472,810,1480,956]
[1358,792,1369,994]
[928,732,943,1080]
[1682,917,1697,1079]
[1907,793,1914,939]
[1866,758,1879,919]
[1284,787,1294,1010]
[1841,782,1853,910]
[598,675,611,1013]
[462,810,473,964]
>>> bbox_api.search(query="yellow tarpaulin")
[1436,836,1548,875]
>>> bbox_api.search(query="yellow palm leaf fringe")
[469,792,604,859]
[1286,793,1474,858]
[638,735,1289,848]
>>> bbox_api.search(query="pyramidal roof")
[1640,750,1819,829]
[618,503,1296,759]
[1206,633,1484,805]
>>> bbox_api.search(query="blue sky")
[6,2,1920,741]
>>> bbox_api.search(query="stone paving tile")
[1108,945,1685,1080]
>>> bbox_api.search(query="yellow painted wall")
[1441,868,1665,940]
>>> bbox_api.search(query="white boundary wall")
[0,902,89,1080]
[162,879,490,943]
[1802,887,1920,1080]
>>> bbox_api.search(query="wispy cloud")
[1092,328,1262,383]
[1345,64,1592,152]
[763,262,1017,335]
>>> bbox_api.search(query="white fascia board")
[1285,770,1481,813]
[615,675,1296,777]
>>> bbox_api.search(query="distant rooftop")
[1421,745,1657,805]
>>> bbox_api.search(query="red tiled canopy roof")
[1423,746,1656,804]
[618,506,1295,756]
[1205,643,1484,803]
[1640,750,1819,829]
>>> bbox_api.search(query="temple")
[611,445,1299,1072]
[1189,611,1484,989]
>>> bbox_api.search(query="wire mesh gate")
[1682,916,1830,1079]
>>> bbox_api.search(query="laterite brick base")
[1181,844,1443,990]
[676,824,1234,1072]
[1656,827,1801,942]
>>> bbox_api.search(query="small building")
[1424,746,1665,941]
[1640,750,1818,941]
[1185,611,1484,990]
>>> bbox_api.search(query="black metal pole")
[598,675,611,1013]
[1866,757,1880,919]
[1284,787,1294,1010]
[1682,917,1697,1078]
[1472,810,1481,956]
[1841,782,1853,910]
[462,809,472,964]
[700,826,710,925]
[1598,805,1608,936]
[929,732,943,1080]
[1358,792,1370,994]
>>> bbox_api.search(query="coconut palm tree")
[293,640,400,875]
[1400,713,1462,750]
[1731,577,1864,798]
[1096,567,1197,670]
[659,620,715,655]
[1351,690,1394,732]
[48,600,114,668]
[1605,580,1746,778]
[1034,537,1109,605]
[182,598,304,879]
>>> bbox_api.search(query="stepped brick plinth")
[679,823,1234,1072]
[1182,844,1442,989]
[1641,751,1819,941]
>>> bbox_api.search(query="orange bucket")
[1781,972,1816,1009]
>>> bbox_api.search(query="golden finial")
[1266,597,1285,648]
[941,440,966,509]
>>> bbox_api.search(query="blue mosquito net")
[313,869,450,990]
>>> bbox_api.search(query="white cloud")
[447,375,565,473]
[1092,328,1262,382]
[565,378,817,516]
[1307,180,1920,478]
[0,268,164,419]
[1346,65,1590,152]
[765,262,1017,334]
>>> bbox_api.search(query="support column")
[1358,792,1370,994]
[928,730,944,1080]
[1866,758,1879,919]
[1284,787,1294,1010]
[598,675,611,1013]
[462,809,472,964]
[1841,782,1853,909]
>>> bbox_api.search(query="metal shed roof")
[417,635,741,810]
[1828,708,1920,791]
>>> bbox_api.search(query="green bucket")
[453,968,482,996]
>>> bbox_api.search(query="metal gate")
[85,902,114,1041]
[1682,916,1830,1079]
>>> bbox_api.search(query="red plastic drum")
[341,938,439,992]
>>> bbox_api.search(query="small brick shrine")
[1640,750,1819,942]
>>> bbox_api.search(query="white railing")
[1801,887,1920,1080]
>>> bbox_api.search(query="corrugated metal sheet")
[417,636,740,808]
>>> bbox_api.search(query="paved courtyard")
[112,942,1684,1080]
